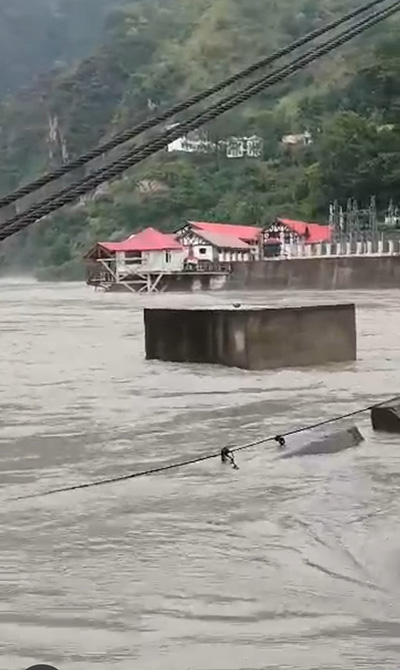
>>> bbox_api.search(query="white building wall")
[217,249,254,262]
[180,238,214,262]
[116,249,186,274]
[142,249,186,271]
[177,228,260,263]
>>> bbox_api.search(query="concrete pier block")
[371,401,400,433]
[277,424,364,459]
[144,303,357,370]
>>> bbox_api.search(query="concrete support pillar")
[346,241,352,256]
[388,239,394,255]
[366,240,373,255]
[356,241,363,255]
[378,239,384,255]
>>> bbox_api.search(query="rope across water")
[15,394,400,501]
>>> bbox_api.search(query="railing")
[283,235,400,259]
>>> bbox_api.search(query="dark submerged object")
[276,424,364,459]
[371,401,400,433]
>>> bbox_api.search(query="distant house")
[166,125,214,154]
[281,131,312,148]
[223,135,263,159]
[176,221,262,266]
[84,227,186,290]
[166,124,263,159]
[263,217,332,247]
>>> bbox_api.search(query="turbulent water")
[1,280,400,670]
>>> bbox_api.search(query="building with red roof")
[176,220,262,267]
[94,227,183,253]
[84,217,333,291]
[264,217,332,246]
[84,227,187,291]
[187,221,261,243]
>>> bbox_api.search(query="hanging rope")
[0,0,391,212]
[1,1,400,241]
[15,394,400,501]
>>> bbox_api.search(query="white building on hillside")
[166,124,263,159]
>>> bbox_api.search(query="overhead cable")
[0,0,391,212]
[15,394,400,501]
[1,1,399,242]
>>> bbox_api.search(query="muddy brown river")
[1,280,400,670]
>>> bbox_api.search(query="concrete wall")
[228,256,400,290]
[144,303,356,370]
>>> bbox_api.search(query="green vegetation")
[0,0,125,99]
[0,0,399,279]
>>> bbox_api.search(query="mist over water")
[1,280,400,670]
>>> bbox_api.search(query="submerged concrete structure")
[371,400,400,433]
[144,303,356,370]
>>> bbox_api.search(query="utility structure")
[329,197,379,238]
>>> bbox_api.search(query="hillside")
[0,0,399,279]
[0,0,126,100]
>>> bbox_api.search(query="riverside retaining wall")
[228,256,400,290]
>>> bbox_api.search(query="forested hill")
[0,0,125,99]
[0,0,399,279]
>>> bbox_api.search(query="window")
[199,248,207,255]
[124,251,142,264]
[165,251,172,263]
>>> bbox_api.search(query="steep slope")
[0,0,399,279]
[0,0,124,99]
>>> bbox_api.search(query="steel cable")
[0,0,392,212]
[14,394,400,500]
[1,1,399,242]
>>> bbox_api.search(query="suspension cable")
[0,0,391,212]
[1,1,399,242]
[15,394,400,500]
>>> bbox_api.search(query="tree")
[311,112,381,206]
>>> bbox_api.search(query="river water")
[1,281,400,670]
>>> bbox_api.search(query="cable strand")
[1,2,399,241]
[15,393,400,501]
[0,0,391,212]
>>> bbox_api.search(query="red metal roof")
[194,229,253,250]
[188,221,261,243]
[277,217,332,243]
[99,227,183,252]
